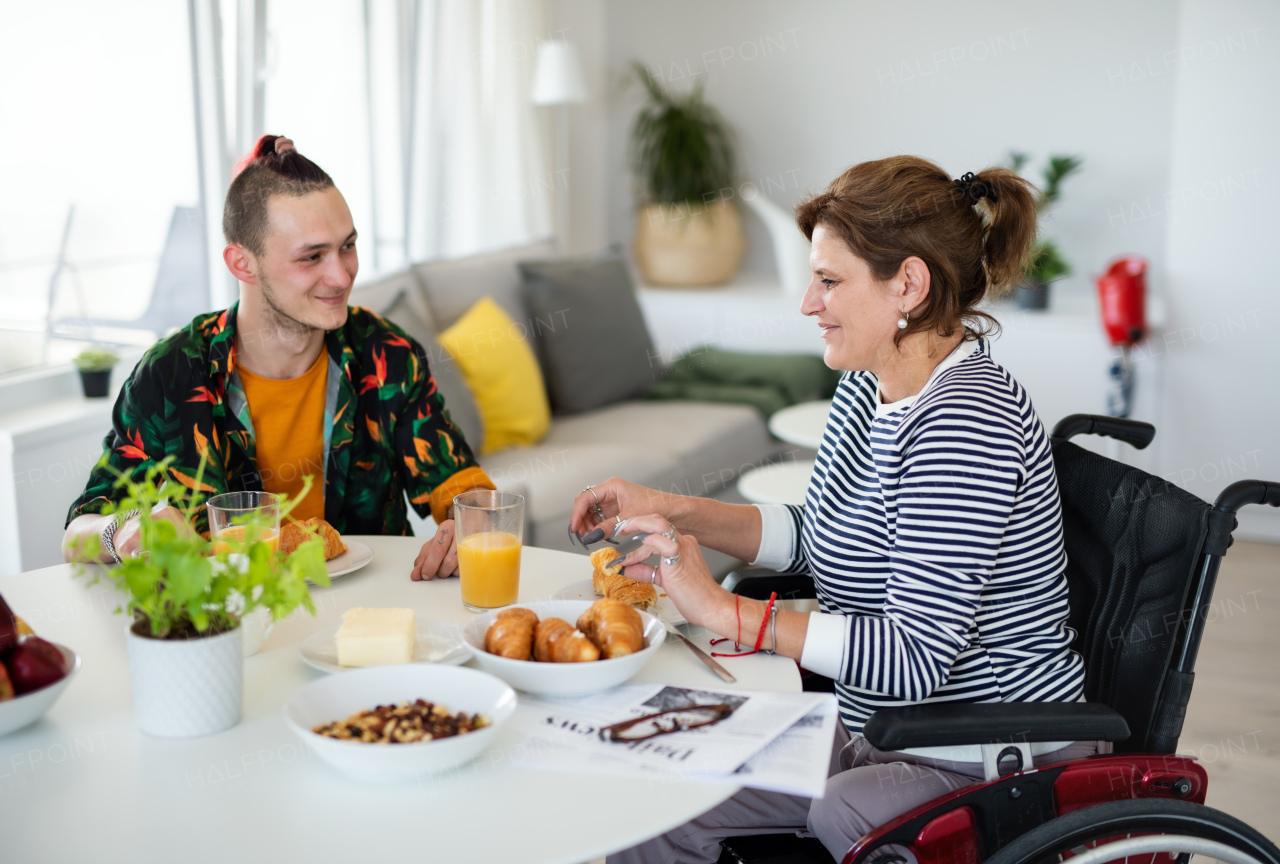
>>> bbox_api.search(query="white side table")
[737,400,832,506]
[767,400,832,450]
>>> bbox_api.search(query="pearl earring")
[897,310,909,330]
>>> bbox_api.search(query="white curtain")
[189,0,552,298]
[403,0,553,264]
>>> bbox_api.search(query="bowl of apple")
[0,593,79,737]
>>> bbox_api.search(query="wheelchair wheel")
[983,799,1280,864]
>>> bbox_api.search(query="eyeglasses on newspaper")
[599,703,735,743]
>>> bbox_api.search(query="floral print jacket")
[66,303,493,535]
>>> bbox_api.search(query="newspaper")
[506,683,837,798]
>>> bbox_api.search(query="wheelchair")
[719,414,1280,864]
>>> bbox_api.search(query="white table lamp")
[532,40,587,253]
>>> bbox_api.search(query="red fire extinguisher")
[1096,256,1147,418]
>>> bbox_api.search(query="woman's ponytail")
[970,167,1039,297]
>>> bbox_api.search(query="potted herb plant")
[73,460,329,738]
[1011,153,1083,310]
[629,61,742,286]
[72,347,118,398]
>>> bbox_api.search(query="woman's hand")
[609,514,732,631]
[568,479,678,542]
[411,519,459,580]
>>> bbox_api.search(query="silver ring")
[615,515,625,526]
[662,529,677,542]
[662,553,680,567]
[584,486,600,504]
[651,564,662,585]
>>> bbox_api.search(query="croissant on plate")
[590,548,657,611]
[533,617,600,663]
[484,607,539,660]
[577,598,644,659]
[279,517,347,560]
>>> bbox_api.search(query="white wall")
[603,0,1179,292]
[1160,0,1279,539]
[591,0,1278,539]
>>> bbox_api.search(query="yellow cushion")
[438,297,550,454]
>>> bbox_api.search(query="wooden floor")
[1179,539,1280,842]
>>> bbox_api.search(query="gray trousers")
[607,725,1102,864]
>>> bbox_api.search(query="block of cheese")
[335,608,416,667]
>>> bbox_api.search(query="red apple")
[0,592,17,654]
[0,663,13,701]
[6,637,67,695]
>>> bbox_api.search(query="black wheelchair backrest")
[1049,415,1250,754]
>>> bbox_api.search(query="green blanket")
[642,346,842,417]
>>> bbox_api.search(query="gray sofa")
[348,242,786,570]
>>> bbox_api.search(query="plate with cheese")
[300,608,471,673]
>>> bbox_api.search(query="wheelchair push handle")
[1214,479,1280,514]
[1051,414,1156,449]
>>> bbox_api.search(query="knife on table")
[658,615,736,683]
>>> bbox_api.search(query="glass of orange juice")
[454,490,525,612]
[206,492,281,555]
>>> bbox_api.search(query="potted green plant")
[629,61,742,286]
[72,346,118,398]
[1011,153,1082,310]
[73,460,329,738]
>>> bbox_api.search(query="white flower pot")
[125,623,243,738]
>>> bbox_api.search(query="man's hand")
[113,506,195,559]
[411,519,459,580]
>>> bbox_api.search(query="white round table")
[738,400,832,505]
[767,400,832,451]
[0,537,799,864]
[736,462,816,505]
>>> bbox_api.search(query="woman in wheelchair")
[572,156,1101,864]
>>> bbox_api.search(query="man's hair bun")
[223,135,334,254]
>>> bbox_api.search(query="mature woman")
[570,156,1092,863]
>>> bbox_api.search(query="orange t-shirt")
[237,350,328,523]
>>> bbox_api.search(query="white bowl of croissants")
[461,599,664,697]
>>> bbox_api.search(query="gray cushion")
[412,241,556,330]
[543,400,782,497]
[518,254,658,416]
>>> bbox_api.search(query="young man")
[62,135,491,580]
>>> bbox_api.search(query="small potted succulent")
[1011,153,1082,310]
[72,347,118,398]
[73,459,329,738]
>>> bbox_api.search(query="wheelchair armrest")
[862,702,1131,750]
[722,568,817,600]
[1051,414,1155,449]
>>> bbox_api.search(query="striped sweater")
[756,338,1085,735]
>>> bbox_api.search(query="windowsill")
[0,348,144,417]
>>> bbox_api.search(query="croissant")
[590,547,623,580]
[590,547,657,611]
[577,599,644,659]
[533,617,600,663]
[484,607,539,660]
[279,517,348,560]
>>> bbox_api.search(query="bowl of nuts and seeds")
[284,664,516,782]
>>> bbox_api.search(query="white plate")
[285,664,516,782]
[0,643,80,737]
[300,620,471,673]
[550,578,686,626]
[322,539,374,581]
[462,600,663,697]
